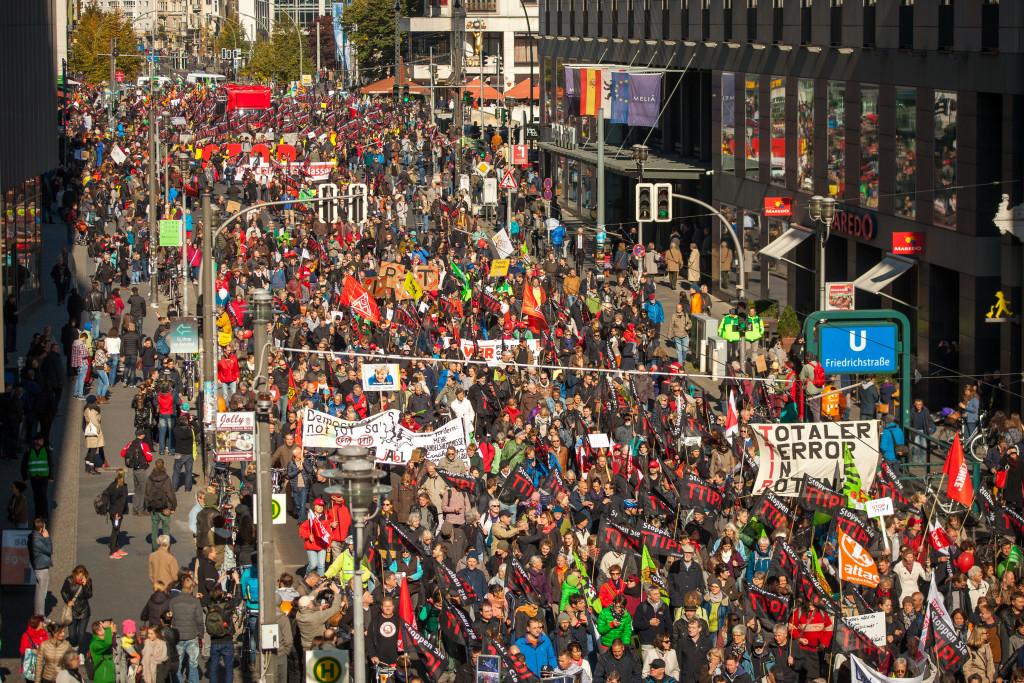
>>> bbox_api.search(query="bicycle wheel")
[925,474,959,516]
[967,432,988,463]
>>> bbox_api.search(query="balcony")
[466,0,496,11]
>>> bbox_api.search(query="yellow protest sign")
[490,259,510,277]
[404,272,423,300]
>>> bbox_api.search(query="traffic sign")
[114,71,124,83]
[543,178,552,189]
[543,189,552,201]
[512,144,528,165]
[498,170,517,190]
[272,494,286,524]
[167,317,200,354]
[819,323,897,374]
[158,219,181,247]
[633,244,645,259]
[524,124,540,140]
[307,651,344,683]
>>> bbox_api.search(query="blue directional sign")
[168,317,200,354]
[819,323,897,374]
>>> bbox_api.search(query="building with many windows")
[538,0,1024,409]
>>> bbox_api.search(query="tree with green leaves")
[70,4,143,85]
[216,16,251,56]
[240,19,309,83]
[342,0,408,81]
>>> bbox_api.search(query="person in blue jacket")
[514,618,558,676]
[550,221,566,257]
[879,415,906,463]
[745,536,772,585]
[644,294,665,342]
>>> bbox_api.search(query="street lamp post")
[519,0,534,127]
[807,195,837,312]
[250,288,277,683]
[323,448,391,683]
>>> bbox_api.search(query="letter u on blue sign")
[819,324,897,374]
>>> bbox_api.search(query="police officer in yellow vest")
[21,433,53,520]
[718,314,741,341]
[746,306,766,342]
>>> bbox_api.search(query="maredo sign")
[831,209,877,241]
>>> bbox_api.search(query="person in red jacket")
[299,498,331,576]
[217,348,240,403]
[326,493,353,558]
[788,600,833,681]
[598,564,626,608]
[345,385,368,420]
[20,614,48,657]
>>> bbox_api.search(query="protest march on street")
[8,58,1022,683]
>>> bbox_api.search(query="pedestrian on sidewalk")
[121,322,142,388]
[104,468,129,559]
[29,518,53,616]
[145,459,176,551]
[21,433,53,517]
[171,414,198,493]
[121,430,153,515]
[83,396,106,472]
[51,257,72,304]
[92,343,110,403]
[60,565,94,655]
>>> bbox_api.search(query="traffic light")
[734,300,749,332]
[402,84,410,102]
[655,182,672,222]
[635,182,654,222]
[392,83,400,99]
[463,91,473,107]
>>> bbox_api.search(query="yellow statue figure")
[987,291,1013,319]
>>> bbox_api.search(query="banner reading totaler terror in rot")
[751,421,879,497]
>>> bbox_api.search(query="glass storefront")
[2,177,43,306]
[895,88,917,218]
[769,77,786,184]
[797,79,814,192]
[827,82,845,197]
[860,84,880,208]
[934,91,957,229]
[745,75,760,180]
[722,72,735,173]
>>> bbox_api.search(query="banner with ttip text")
[838,530,880,588]
[751,421,880,497]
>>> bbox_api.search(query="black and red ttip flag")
[438,469,480,498]
[927,609,968,673]
[500,465,537,501]
[798,476,846,516]
[483,636,539,683]
[752,489,792,533]
[402,621,447,679]
[834,507,877,547]
[440,602,479,646]
[747,583,791,623]
[435,559,475,603]
[832,616,885,667]
[678,473,724,510]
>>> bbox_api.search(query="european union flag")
[610,72,630,124]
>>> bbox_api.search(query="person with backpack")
[800,352,826,422]
[144,459,176,551]
[206,585,241,683]
[98,468,129,559]
[87,620,117,683]
[121,430,154,516]
[154,380,179,457]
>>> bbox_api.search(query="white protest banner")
[850,655,923,683]
[302,408,467,465]
[865,497,893,518]
[492,228,514,258]
[750,421,879,497]
[360,363,400,392]
[844,612,886,647]
[110,145,127,164]
[233,161,335,183]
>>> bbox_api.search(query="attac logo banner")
[799,476,847,515]
[747,583,791,623]
[500,464,537,502]
[752,489,792,532]
[402,621,447,679]
[751,421,879,497]
[838,530,880,588]
[835,507,877,547]
[678,473,724,510]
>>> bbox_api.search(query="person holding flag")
[298,497,332,577]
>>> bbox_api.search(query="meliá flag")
[610,72,630,124]
[943,432,974,507]
[340,274,379,323]
[580,67,602,116]
[838,529,880,588]
[628,73,662,127]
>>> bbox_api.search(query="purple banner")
[628,73,662,127]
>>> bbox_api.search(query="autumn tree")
[70,4,143,85]
[342,0,409,81]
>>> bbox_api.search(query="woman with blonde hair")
[698,646,723,683]
[962,625,995,682]
[140,624,168,683]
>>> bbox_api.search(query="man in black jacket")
[634,587,671,657]
[676,618,714,682]
[127,286,147,333]
[668,545,705,612]
[593,639,641,683]
[764,624,799,683]
[95,254,117,299]
[84,281,106,337]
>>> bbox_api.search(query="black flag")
[751,489,793,533]
[438,469,480,498]
[402,621,448,680]
[927,609,968,674]
[832,616,885,667]
[747,583,791,623]
[677,473,724,510]
[500,464,537,501]
[797,476,846,516]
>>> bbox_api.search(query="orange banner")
[838,530,880,588]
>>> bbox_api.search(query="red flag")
[397,576,415,649]
[725,390,739,439]
[340,275,380,323]
[942,432,974,507]
[928,519,953,555]
[522,285,547,333]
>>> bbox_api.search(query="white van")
[137,76,171,88]
[186,72,226,85]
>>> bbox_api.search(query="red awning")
[461,78,501,101]
[503,78,540,100]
